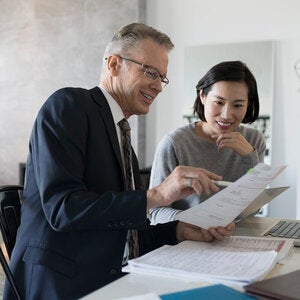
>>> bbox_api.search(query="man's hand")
[147,166,222,210]
[176,221,236,242]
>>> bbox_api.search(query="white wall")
[271,39,300,218]
[0,0,143,185]
[146,0,300,218]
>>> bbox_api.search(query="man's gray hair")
[103,23,174,58]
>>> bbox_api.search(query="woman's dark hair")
[193,61,259,123]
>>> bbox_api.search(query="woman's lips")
[216,121,232,129]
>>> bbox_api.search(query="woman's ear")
[106,55,121,76]
[199,89,206,105]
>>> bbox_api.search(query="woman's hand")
[211,132,254,155]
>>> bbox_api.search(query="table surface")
[81,218,300,299]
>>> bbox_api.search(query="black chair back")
[0,185,23,300]
[139,167,151,190]
[0,185,23,258]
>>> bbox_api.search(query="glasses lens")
[144,68,169,87]
[144,68,159,81]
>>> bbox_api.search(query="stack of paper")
[123,236,294,286]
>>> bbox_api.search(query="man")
[4,23,235,300]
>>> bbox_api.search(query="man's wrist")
[146,188,161,211]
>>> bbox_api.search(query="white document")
[124,236,293,285]
[115,294,160,300]
[236,186,289,220]
[175,163,286,229]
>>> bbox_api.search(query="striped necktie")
[118,118,133,190]
[118,118,139,259]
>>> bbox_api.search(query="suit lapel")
[132,151,141,189]
[89,87,123,171]
[90,86,141,190]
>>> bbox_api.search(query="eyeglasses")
[119,56,169,87]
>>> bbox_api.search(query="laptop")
[235,217,300,247]
[233,185,300,247]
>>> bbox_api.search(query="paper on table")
[175,163,286,229]
[115,294,161,300]
[124,236,291,286]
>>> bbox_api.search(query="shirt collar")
[99,85,124,125]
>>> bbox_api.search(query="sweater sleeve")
[256,130,266,163]
[240,127,266,167]
[148,135,183,224]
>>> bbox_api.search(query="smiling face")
[105,38,169,119]
[200,81,249,136]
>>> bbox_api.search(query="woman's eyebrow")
[213,95,247,102]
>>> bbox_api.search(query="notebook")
[244,269,300,300]
[235,217,300,246]
[160,284,257,300]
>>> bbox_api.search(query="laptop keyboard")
[264,220,300,239]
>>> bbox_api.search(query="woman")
[149,61,266,224]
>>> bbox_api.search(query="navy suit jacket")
[4,87,178,300]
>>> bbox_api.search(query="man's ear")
[106,55,121,76]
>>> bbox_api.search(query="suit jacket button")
[110,269,118,276]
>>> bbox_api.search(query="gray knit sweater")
[149,122,266,224]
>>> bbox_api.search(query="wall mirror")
[183,40,275,165]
